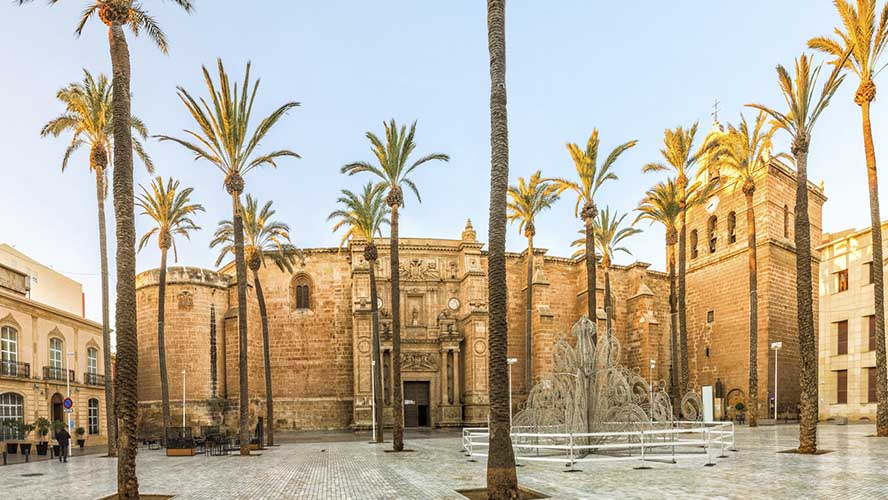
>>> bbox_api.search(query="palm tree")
[40,69,154,458]
[809,0,888,437]
[157,59,300,455]
[591,208,641,337]
[210,195,298,448]
[18,1,193,492]
[715,112,779,427]
[555,131,637,338]
[485,0,518,497]
[643,123,715,399]
[748,53,846,452]
[135,177,204,444]
[328,182,390,444]
[506,171,561,390]
[341,120,449,452]
[635,179,682,411]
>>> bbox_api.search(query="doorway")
[404,381,430,427]
[51,393,63,423]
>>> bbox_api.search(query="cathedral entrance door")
[404,381,430,427]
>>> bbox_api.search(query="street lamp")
[771,342,782,421]
[65,351,75,460]
[649,359,656,423]
[182,369,187,429]
[507,358,518,427]
[370,360,376,441]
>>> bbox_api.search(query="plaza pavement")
[1,424,886,499]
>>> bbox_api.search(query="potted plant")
[51,420,64,456]
[35,417,50,455]
[734,402,746,424]
[75,427,86,448]
[2,420,21,454]
[19,423,35,454]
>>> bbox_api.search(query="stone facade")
[817,220,888,422]
[0,266,108,447]
[685,155,825,421]
[135,222,675,432]
[135,159,825,431]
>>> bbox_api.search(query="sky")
[1,1,885,327]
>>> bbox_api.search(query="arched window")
[728,212,737,244]
[290,274,313,311]
[708,216,718,253]
[783,205,790,238]
[690,230,699,259]
[49,337,63,369]
[88,398,100,435]
[0,392,24,440]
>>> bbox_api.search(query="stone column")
[452,348,460,404]
[440,348,448,406]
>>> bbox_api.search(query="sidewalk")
[1,444,106,466]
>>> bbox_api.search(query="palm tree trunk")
[604,268,612,336]
[667,242,679,415]
[525,235,533,391]
[390,204,404,452]
[94,168,117,457]
[585,217,597,341]
[678,210,689,400]
[157,247,172,444]
[232,194,251,456]
[793,142,817,453]
[861,100,888,437]
[369,255,384,443]
[745,189,758,428]
[253,269,274,447]
[486,1,519,497]
[109,21,139,499]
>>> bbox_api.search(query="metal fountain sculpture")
[512,316,703,445]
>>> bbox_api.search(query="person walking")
[55,426,71,463]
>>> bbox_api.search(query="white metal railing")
[463,421,735,468]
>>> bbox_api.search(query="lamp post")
[182,369,186,429]
[507,358,518,427]
[649,359,656,423]
[65,351,75,460]
[370,359,376,441]
[771,342,782,421]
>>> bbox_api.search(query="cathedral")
[134,157,825,433]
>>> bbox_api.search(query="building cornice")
[0,288,101,331]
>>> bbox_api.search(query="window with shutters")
[835,269,849,293]
[837,370,848,404]
[864,261,874,285]
[869,368,878,404]
[837,320,848,355]
[868,315,877,352]
[690,230,698,259]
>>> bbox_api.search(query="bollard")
[634,431,652,470]
[24,450,29,463]
[2,451,6,466]
[704,429,715,467]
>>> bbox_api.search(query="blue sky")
[1,1,885,325]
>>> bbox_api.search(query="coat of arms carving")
[398,259,440,281]
[400,352,438,371]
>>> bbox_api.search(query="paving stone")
[1,425,887,499]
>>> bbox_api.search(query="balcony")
[43,366,75,383]
[0,360,30,379]
[84,372,105,387]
